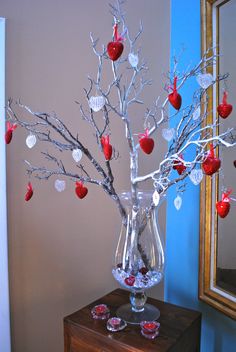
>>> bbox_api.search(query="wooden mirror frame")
[199,0,236,320]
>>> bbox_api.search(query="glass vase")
[112,191,165,324]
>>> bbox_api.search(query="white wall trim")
[0,17,11,352]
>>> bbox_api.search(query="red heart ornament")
[233,160,236,168]
[5,130,13,144]
[217,91,233,119]
[168,76,182,110]
[173,155,186,175]
[216,190,232,218]
[216,201,230,218]
[202,157,221,176]
[139,129,154,155]
[124,275,135,286]
[5,122,17,144]
[101,135,113,160]
[202,144,221,176]
[168,91,182,110]
[75,181,88,199]
[107,23,124,61]
[107,41,124,61]
[25,182,33,201]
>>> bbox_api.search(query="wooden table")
[64,289,201,352]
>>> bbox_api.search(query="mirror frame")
[199,0,236,320]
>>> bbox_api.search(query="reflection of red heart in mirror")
[216,201,230,218]
[202,144,221,176]
[217,91,233,119]
[202,156,221,176]
[233,160,236,168]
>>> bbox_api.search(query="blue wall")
[165,1,236,351]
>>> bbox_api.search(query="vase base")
[116,303,160,325]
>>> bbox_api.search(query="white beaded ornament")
[189,169,203,186]
[196,73,214,89]
[162,128,175,142]
[128,53,139,68]
[89,96,105,112]
[192,106,201,121]
[174,195,182,210]
[54,179,66,192]
[72,149,82,163]
[26,134,37,149]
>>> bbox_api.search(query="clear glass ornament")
[192,106,201,120]
[112,191,165,324]
[174,195,182,210]
[161,128,175,142]
[88,96,105,112]
[72,149,82,163]
[128,53,139,68]
[54,179,66,192]
[26,133,37,149]
[196,73,214,89]
[189,169,203,186]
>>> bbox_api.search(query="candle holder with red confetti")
[140,321,160,339]
[91,304,110,320]
[107,317,127,332]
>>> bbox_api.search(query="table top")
[64,289,201,352]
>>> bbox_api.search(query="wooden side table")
[64,289,201,352]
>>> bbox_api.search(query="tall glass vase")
[112,191,165,324]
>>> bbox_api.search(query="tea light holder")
[140,320,160,339]
[107,317,127,332]
[91,304,110,320]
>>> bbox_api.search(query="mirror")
[199,0,236,319]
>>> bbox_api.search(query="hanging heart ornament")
[162,128,175,142]
[89,96,105,112]
[54,179,66,192]
[128,53,139,68]
[196,73,214,89]
[193,106,201,121]
[174,195,182,210]
[26,134,37,149]
[189,169,203,186]
[72,149,82,163]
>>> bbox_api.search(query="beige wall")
[1,0,170,351]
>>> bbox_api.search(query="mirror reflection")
[217,0,236,296]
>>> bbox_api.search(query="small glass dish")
[91,304,110,320]
[140,320,160,339]
[107,317,127,332]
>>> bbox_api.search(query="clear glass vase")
[112,191,165,324]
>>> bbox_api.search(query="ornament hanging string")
[222,189,232,202]
[138,128,150,140]
[168,76,178,94]
[113,23,124,42]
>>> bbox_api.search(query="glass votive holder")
[91,304,110,320]
[140,320,160,339]
[107,317,127,332]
